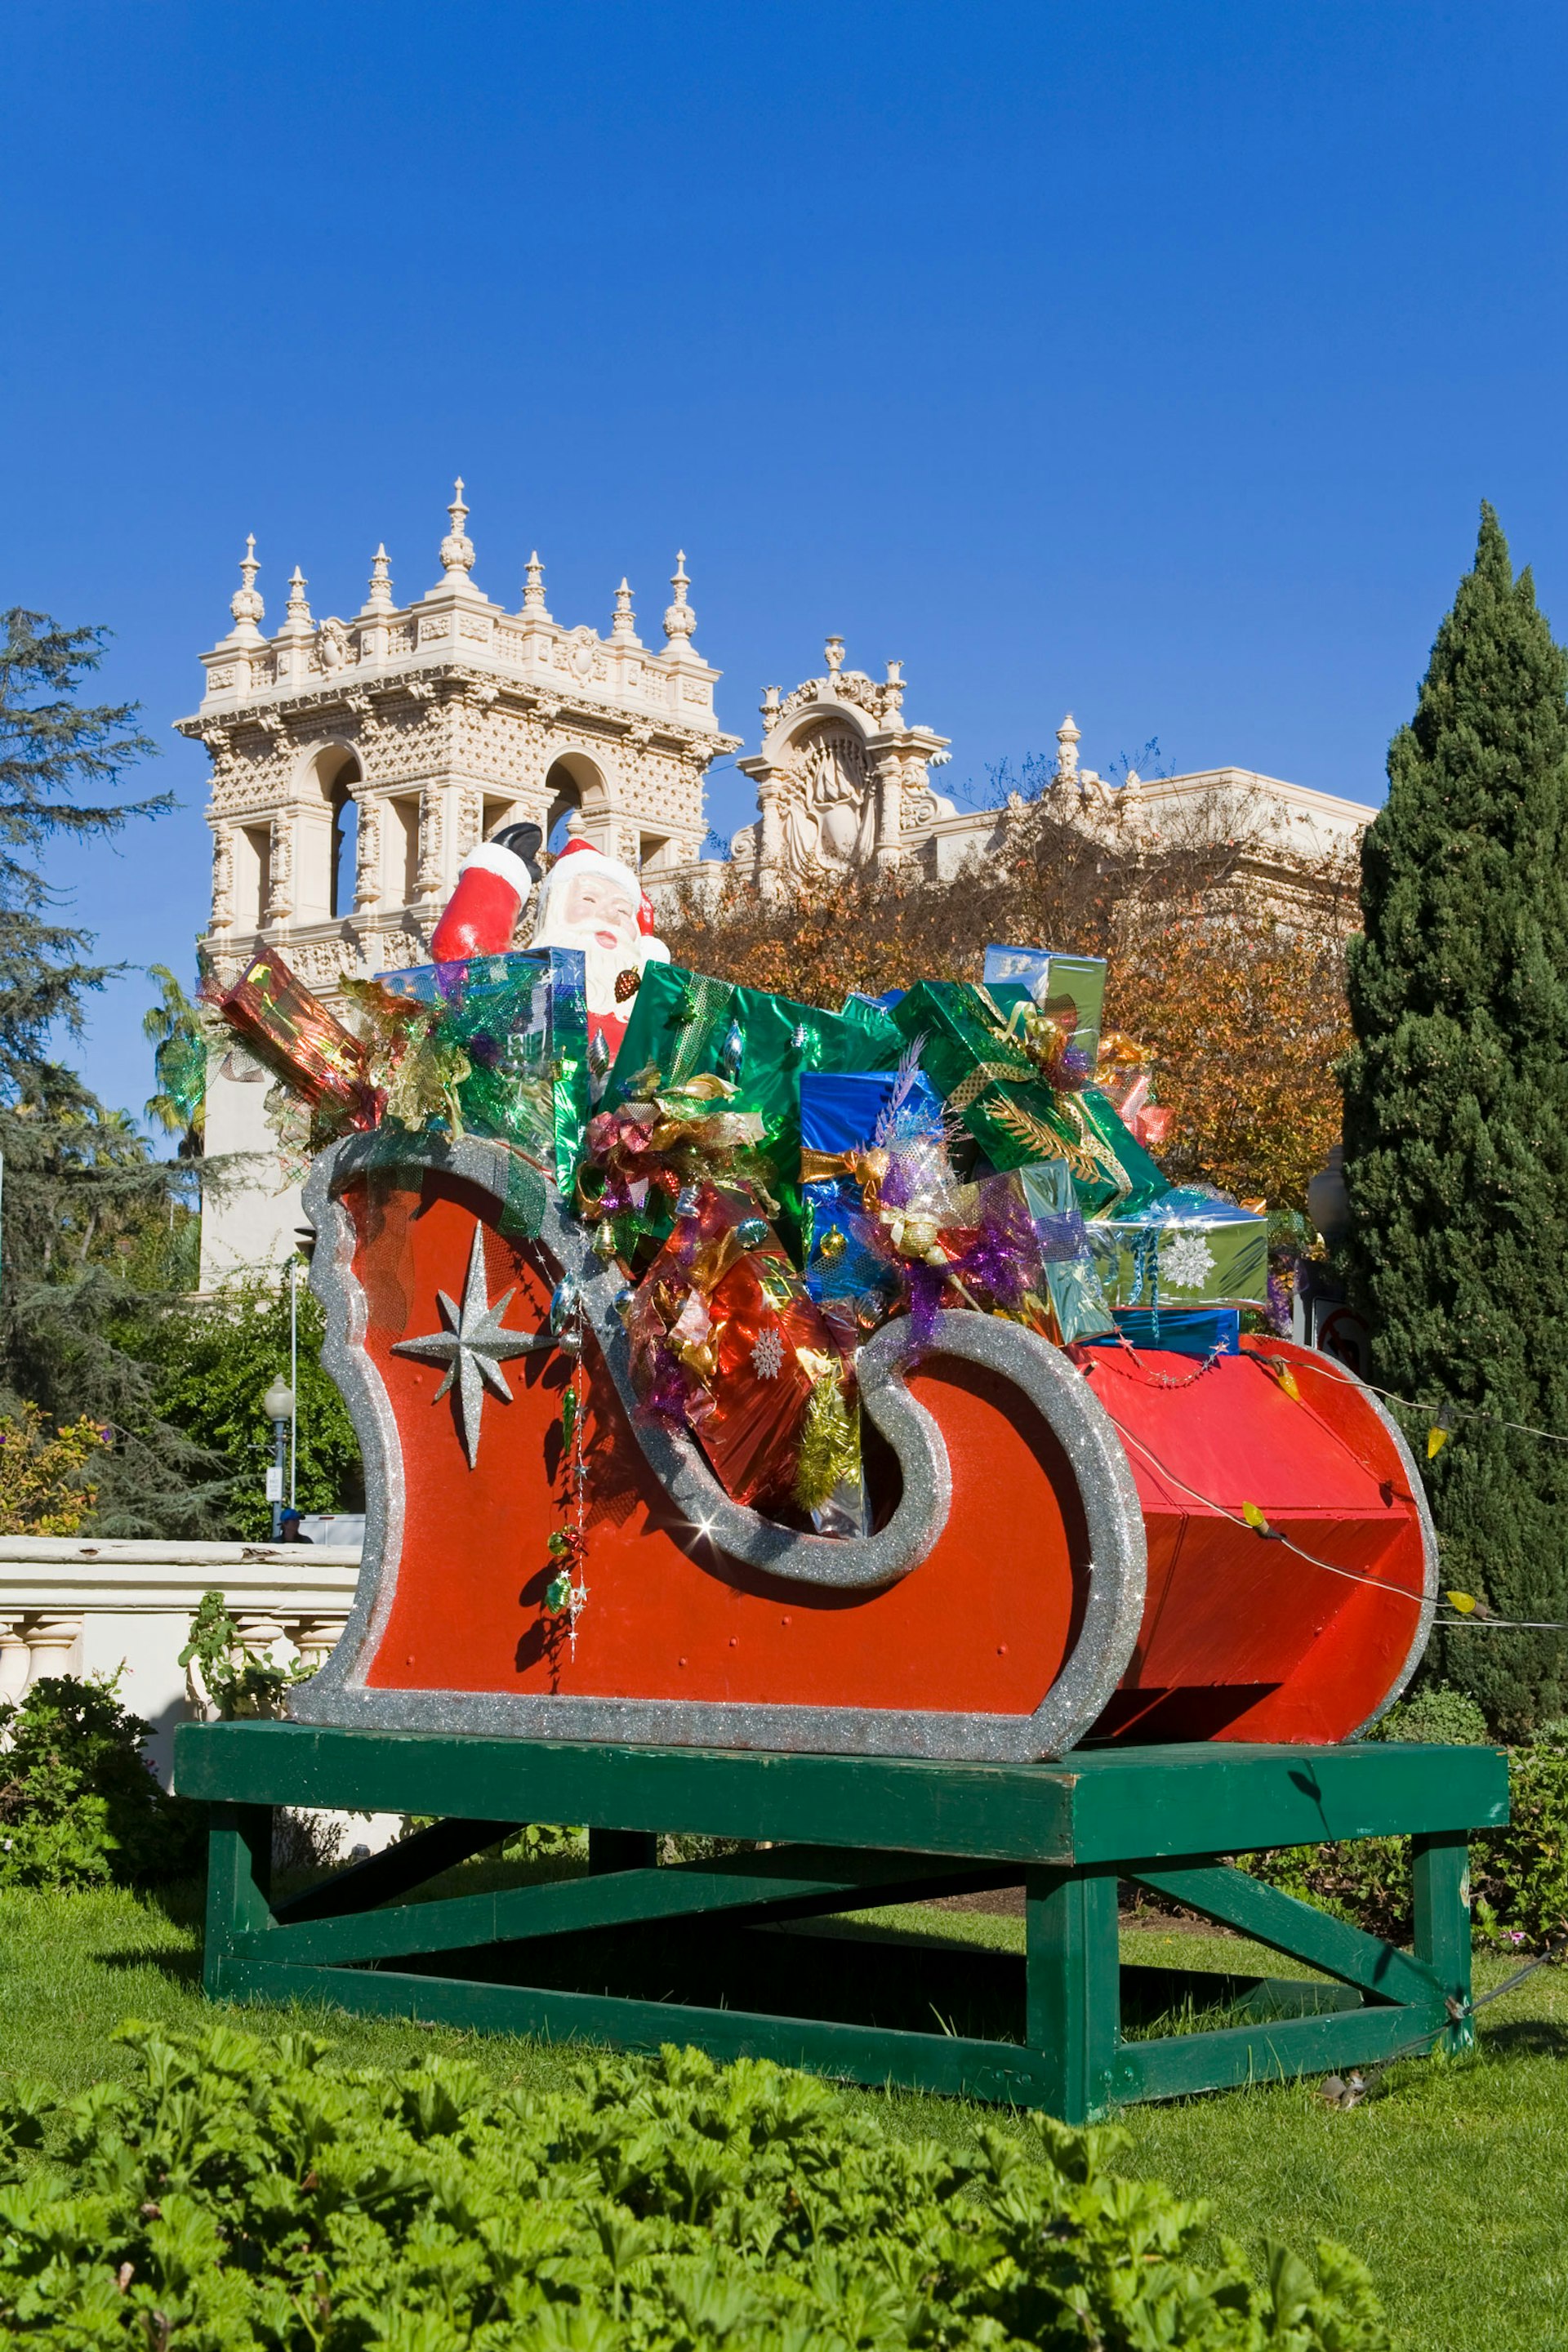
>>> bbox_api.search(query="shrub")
[0,1401,105,1535]
[1373,1682,1490,1746]
[1470,1738,1568,1950]
[179,1588,314,1722]
[0,2021,1392,2348]
[0,1673,203,1891]
[1245,1724,1568,1952]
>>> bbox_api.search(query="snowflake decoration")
[1160,1229,1217,1294]
[751,1325,785,1380]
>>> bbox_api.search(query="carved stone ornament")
[778,719,876,875]
[316,617,354,675]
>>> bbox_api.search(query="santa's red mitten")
[430,831,540,962]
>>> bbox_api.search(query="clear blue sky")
[4,2,1566,1117]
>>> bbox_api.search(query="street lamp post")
[262,1376,296,1541]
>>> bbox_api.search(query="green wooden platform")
[173,1721,1510,2121]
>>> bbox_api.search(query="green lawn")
[2,1876,1565,2352]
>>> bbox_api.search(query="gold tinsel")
[792,1370,862,1513]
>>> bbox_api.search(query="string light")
[1107,1414,1568,1632]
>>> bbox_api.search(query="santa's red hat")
[538,835,657,937]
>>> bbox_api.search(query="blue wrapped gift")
[800,1067,942,1309]
[1082,1307,1241,1358]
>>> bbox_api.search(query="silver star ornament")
[391,1222,552,1467]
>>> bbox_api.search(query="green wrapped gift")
[982,945,1107,1063]
[1017,1159,1116,1341]
[375,948,589,1198]
[1085,1187,1269,1310]
[890,979,1167,1212]
[607,964,902,1246]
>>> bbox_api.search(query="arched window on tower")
[294,742,363,924]
[331,783,359,919]
[544,759,582,853]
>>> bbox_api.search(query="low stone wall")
[0,1534,359,1782]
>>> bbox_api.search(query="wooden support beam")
[1113,1998,1442,2105]
[1411,1830,1474,2048]
[1024,1867,1120,2123]
[216,1955,1061,2108]
[203,1803,273,2000]
[273,1817,520,1926]
[1125,1861,1441,2007]
[231,1846,1009,1971]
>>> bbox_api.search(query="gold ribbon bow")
[798,1144,890,1213]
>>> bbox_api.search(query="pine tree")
[1343,507,1568,1734]
[0,609,228,1533]
[0,610,164,1089]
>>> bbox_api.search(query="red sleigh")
[292,1132,1437,1761]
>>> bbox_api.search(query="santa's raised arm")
[430,817,670,1065]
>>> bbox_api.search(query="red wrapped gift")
[627,1180,845,1512]
[216,947,381,1128]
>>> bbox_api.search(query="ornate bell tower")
[178,487,740,1282]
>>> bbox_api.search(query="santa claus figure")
[430,817,670,1066]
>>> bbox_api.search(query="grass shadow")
[1480,2016,1568,2060]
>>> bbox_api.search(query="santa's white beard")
[535,920,639,1016]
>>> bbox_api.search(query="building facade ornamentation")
[730,639,956,894]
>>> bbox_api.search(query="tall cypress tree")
[1343,507,1568,1734]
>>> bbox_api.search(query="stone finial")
[362,543,394,615]
[285,566,313,628]
[564,808,587,842]
[611,577,640,644]
[439,477,475,580]
[662,551,697,647]
[1055,712,1081,783]
[883,658,905,719]
[760,684,782,726]
[229,536,265,639]
[522,550,550,616]
[824,635,845,675]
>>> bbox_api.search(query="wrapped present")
[798,1064,948,1305]
[1018,1159,1116,1343]
[889,978,1166,1211]
[213,948,380,1128]
[375,949,590,1193]
[1085,1186,1268,1312]
[579,1071,770,1274]
[1081,1307,1242,1359]
[982,944,1107,1064]
[1094,1030,1173,1152]
[626,1179,853,1513]
[607,963,902,1247]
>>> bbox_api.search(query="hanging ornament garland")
[541,1273,590,1655]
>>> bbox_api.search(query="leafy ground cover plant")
[0,2021,1391,2350]
[0,1673,202,1891]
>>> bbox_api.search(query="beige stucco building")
[180,488,1374,1282]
